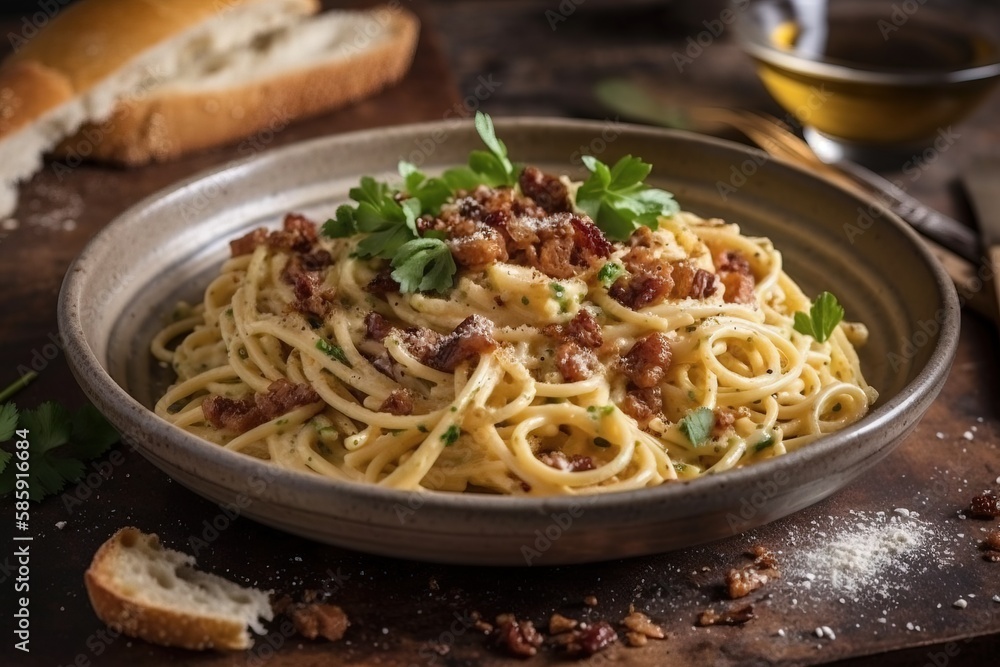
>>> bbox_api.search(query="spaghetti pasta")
[153,147,876,496]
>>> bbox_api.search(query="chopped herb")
[398,161,452,215]
[390,237,457,294]
[593,437,612,448]
[388,429,404,436]
[687,390,696,401]
[597,262,624,288]
[574,154,680,241]
[679,407,714,446]
[316,339,352,367]
[673,462,687,472]
[586,405,615,418]
[793,291,845,343]
[468,111,517,187]
[417,424,428,433]
[441,425,461,446]
[754,434,775,452]
[521,296,530,306]
[275,418,288,426]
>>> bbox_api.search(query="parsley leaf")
[398,161,452,216]
[597,262,624,288]
[679,407,714,446]
[575,155,680,241]
[391,238,458,294]
[316,339,352,367]
[355,197,422,259]
[0,401,121,500]
[754,434,775,452]
[441,424,461,446]
[0,402,17,442]
[469,111,516,187]
[792,292,845,343]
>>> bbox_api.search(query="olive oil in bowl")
[736,1,1000,147]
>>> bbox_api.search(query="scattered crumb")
[696,605,755,627]
[548,613,578,635]
[962,431,974,441]
[953,599,968,609]
[55,521,67,530]
[622,610,664,640]
[583,595,598,607]
[726,546,780,599]
[492,614,543,658]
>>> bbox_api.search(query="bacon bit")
[266,213,319,253]
[696,605,755,626]
[968,493,1000,519]
[545,309,603,350]
[538,451,595,472]
[548,613,579,634]
[555,342,600,382]
[202,379,320,433]
[609,274,673,310]
[558,621,617,657]
[378,389,413,416]
[519,166,571,213]
[229,228,268,256]
[621,386,662,429]
[448,227,509,269]
[980,531,1000,561]
[622,333,672,389]
[365,270,400,297]
[569,215,614,260]
[712,406,750,437]
[429,315,497,372]
[283,251,336,318]
[288,603,349,642]
[492,614,543,658]
[622,611,665,639]
[714,250,756,304]
[671,261,718,300]
[364,312,393,343]
[726,545,781,599]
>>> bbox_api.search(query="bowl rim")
[733,2,1000,86]
[57,116,961,521]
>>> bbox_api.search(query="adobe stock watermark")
[545,0,586,31]
[672,0,751,73]
[843,126,961,245]
[521,504,584,565]
[568,117,624,165]
[6,0,73,52]
[877,0,931,40]
[401,74,503,169]
[725,468,791,534]
[716,85,831,201]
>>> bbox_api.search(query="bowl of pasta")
[58,116,958,565]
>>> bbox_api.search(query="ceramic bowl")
[58,118,959,565]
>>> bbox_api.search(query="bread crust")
[5,0,320,93]
[0,61,74,138]
[84,527,262,651]
[57,7,420,166]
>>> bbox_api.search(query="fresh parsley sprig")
[679,406,714,446]
[575,155,680,241]
[792,292,845,343]
[0,373,121,501]
[391,238,457,294]
[465,111,517,187]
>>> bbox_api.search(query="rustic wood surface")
[1,1,998,666]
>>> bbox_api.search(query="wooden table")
[1,1,998,665]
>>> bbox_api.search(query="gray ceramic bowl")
[58,118,959,565]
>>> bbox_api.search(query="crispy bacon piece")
[518,166,570,213]
[670,261,718,300]
[448,227,509,268]
[267,213,319,252]
[202,379,320,433]
[544,310,603,350]
[609,274,672,310]
[229,228,268,256]
[379,389,413,416]
[622,333,672,389]
[621,386,662,429]
[365,270,401,297]
[492,615,543,658]
[283,251,336,318]
[714,250,755,304]
[555,342,600,382]
[429,315,497,372]
[364,312,393,343]
[539,451,595,472]
[696,605,755,627]
[712,406,750,437]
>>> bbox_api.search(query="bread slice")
[56,6,420,166]
[84,527,273,651]
[0,0,320,218]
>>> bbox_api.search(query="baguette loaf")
[85,527,274,651]
[0,0,320,218]
[57,6,420,166]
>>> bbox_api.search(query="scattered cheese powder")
[783,510,947,600]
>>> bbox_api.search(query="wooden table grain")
[1,1,999,666]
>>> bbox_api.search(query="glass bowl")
[734,0,1000,164]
